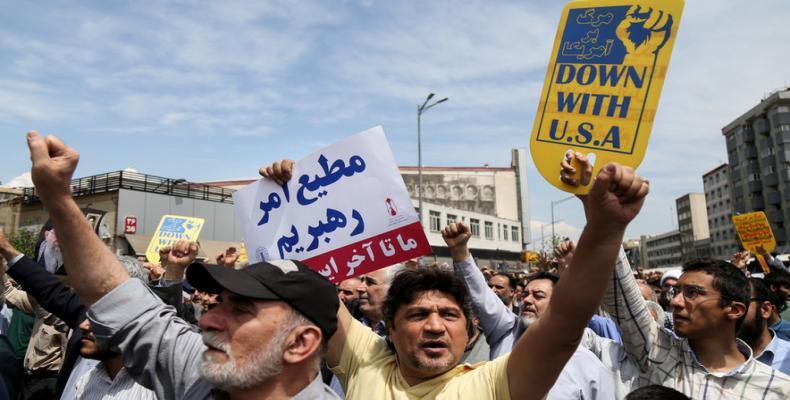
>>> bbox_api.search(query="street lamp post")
[417,93,448,225]
[550,195,576,244]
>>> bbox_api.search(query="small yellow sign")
[530,0,684,194]
[732,212,776,254]
[145,215,205,265]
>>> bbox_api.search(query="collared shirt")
[330,318,511,399]
[770,318,790,341]
[360,316,387,337]
[604,248,790,399]
[755,330,790,375]
[74,361,157,400]
[87,279,339,400]
[60,356,100,400]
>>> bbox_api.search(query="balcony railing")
[21,171,236,205]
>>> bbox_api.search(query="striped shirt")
[603,250,790,399]
[74,362,157,400]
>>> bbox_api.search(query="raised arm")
[26,131,128,306]
[442,222,517,352]
[507,163,648,400]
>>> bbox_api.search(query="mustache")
[419,339,449,348]
[202,331,229,353]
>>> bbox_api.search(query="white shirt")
[74,361,157,400]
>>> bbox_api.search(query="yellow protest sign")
[145,215,205,265]
[530,0,684,194]
[732,212,776,254]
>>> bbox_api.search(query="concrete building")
[623,239,641,270]
[723,88,790,252]
[703,164,739,260]
[641,231,682,269]
[676,193,710,262]
[0,171,243,259]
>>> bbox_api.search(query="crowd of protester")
[0,133,788,399]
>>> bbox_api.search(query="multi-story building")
[641,231,682,269]
[676,193,710,261]
[703,164,739,260]
[723,88,790,252]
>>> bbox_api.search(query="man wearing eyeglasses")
[561,153,790,399]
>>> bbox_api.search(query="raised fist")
[585,163,648,230]
[616,5,674,57]
[27,131,80,202]
[259,159,295,186]
[554,240,576,272]
[215,246,239,268]
[165,240,199,269]
[441,222,472,262]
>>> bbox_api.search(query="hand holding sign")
[234,126,431,283]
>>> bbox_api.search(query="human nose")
[669,289,684,309]
[423,313,445,334]
[198,305,226,332]
[78,318,91,331]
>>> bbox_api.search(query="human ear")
[282,325,323,365]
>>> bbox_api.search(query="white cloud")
[528,219,582,250]
[1,172,33,188]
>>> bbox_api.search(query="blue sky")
[1,0,789,245]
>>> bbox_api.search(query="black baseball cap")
[186,259,338,338]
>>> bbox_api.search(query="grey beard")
[518,315,536,331]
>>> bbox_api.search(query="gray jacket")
[87,279,338,399]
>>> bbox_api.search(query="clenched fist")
[441,222,472,263]
[27,131,80,203]
[585,163,649,230]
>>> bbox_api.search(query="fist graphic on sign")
[616,5,674,57]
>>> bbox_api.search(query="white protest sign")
[233,126,431,283]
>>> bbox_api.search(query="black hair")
[764,270,790,301]
[527,271,560,286]
[382,268,473,336]
[625,385,690,400]
[751,277,782,310]
[682,259,749,330]
[491,272,518,290]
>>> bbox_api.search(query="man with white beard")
[22,131,339,400]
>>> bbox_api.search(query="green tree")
[9,229,37,258]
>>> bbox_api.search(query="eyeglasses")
[667,284,709,301]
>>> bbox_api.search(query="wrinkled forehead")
[401,290,463,312]
[526,278,554,293]
[489,275,510,286]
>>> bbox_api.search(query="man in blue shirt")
[739,278,790,374]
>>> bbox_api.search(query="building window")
[470,219,480,238]
[511,226,519,242]
[446,214,457,225]
[429,211,441,232]
[502,225,509,241]
[484,221,494,240]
